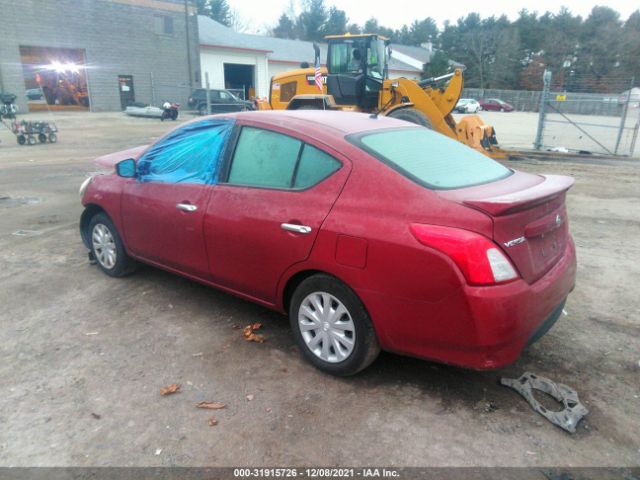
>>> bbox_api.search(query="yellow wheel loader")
[256,33,506,159]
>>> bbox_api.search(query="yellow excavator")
[255,33,506,159]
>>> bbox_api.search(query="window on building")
[154,15,174,35]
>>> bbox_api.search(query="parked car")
[188,88,254,115]
[79,111,576,376]
[479,98,514,112]
[455,98,481,113]
[25,88,44,101]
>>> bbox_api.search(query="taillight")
[410,224,518,286]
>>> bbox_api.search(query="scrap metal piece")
[501,372,588,433]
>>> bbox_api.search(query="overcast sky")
[233,0,638,34]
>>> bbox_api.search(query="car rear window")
[351,127,512,189]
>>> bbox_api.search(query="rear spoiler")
[463,175,575,216]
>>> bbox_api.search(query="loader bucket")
[456,115,507,159]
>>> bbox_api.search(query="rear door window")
[350,127,512,189]
[226,127,342,189]
[294,145,341,189]
[228,127,301,188]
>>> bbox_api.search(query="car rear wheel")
[289,274,380,376]
[88,213,136,277]
[387,107,433,130]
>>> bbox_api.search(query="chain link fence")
[534,71,638,156]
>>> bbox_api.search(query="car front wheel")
[88,213,136,277]
[289,274,380,376]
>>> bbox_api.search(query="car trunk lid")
[441,173,574,284]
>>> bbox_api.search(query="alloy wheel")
[92,223,117,269]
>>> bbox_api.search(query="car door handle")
[176,203,197,212]
[281,223,312,234]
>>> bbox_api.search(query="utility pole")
[183,0,194,91]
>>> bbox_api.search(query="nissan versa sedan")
[79,111,576,376]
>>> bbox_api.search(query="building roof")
[393,44,433,64]
[198,16,424,74]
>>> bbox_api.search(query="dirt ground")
[0,111,639,467]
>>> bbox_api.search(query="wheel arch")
[286,95,336,111]
[280,268,358,314]
[281,269,325,314]
[79,203,107,249]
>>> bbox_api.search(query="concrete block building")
[0,0,200,112]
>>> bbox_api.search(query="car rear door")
[121,119,233,278]
[204,124,351,303]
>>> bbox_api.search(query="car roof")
[222,110,412,136]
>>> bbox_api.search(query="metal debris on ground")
[12,229,42,237]
[159,383,181,396]
[243,322,266,343]
[195,401,226,410]
[500,372,588,433]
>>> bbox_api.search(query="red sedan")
[479,98,514,112]
[79,111,576,376]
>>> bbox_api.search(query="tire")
[386,107,433,129]
[38,133,47,143]
[87,213,136,277]
[289,274,380,376]
[500,107,504,112]
[198,104,207,116]
[296,105,318,110]
[48,132,57,143]
[27,135,36,146]
[17,135,26,145]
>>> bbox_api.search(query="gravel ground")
[0,112,638,467]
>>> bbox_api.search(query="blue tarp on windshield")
[137,118,234,184]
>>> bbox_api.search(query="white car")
[455,98,481,113]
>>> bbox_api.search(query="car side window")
[228,127,301,188]
[227,128,343,190]
[137,119,233,185]
[294,144,341,189]
[219,91,232,100]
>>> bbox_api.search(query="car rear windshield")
[350,127,512,189]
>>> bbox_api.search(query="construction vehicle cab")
[324,34,389,109]
[256,33,506,159]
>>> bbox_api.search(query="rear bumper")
[358,237,577,369]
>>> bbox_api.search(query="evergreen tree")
[273,13,297,39]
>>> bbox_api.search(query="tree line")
[198,0,640,93]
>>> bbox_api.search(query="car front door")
[121,119,234,278]
[204,125,351,303]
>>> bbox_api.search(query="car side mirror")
[116,158,136,178]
